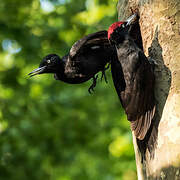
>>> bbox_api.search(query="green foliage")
[0,0,136,179]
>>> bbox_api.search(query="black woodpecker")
[29,31,115,93]
[108,14,156,140]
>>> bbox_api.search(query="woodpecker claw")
[100,63,110,83]
[148,58,158,66]
[88,75,98,94]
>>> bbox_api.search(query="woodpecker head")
[28,54,62,77]
[108,13,137,41]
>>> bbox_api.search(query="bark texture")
[117,0,180,179]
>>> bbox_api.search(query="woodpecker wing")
[111,40,155,140]
[64,31,114,79]
[126,51,155,140]
[69,30,110,58]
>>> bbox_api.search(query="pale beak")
[125,13,138,26]
[28,66,47,77]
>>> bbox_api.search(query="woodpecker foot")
[100,63,110,83]
[148,58,158,66]
[88,75,98,94]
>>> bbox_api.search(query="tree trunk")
[117,0,180,179]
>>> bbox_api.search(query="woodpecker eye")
[47,59,51,64]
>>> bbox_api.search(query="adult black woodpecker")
[29,31,115,93]
[108,14,156,140]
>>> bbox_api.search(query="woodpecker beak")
[125,13,137,26]
[28,66,47,77]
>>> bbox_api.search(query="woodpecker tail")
[130,106,156,140]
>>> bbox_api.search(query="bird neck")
[54,55,73,82]
[115,31,130,45]
[116,35,139,59]
[54,57,66,74]
[119,35,136,48]
[54,55,91,84]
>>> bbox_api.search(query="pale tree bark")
[117,0,180,179]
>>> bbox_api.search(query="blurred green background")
[0,0,136,179]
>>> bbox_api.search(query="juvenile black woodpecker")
[29,31,115,93]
